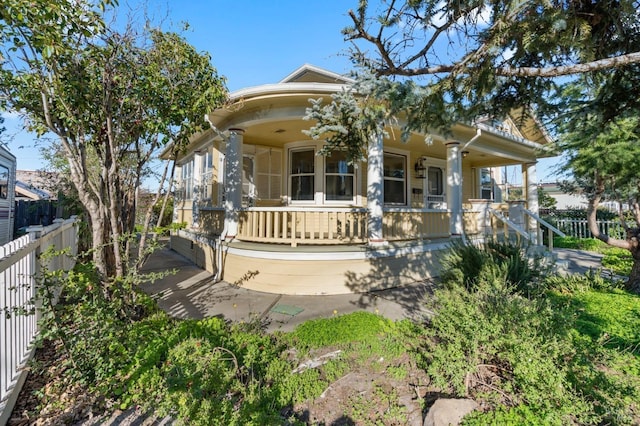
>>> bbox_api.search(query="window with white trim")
[480,168,493,200]
[325,151,354,202]
[383,152,406,205]
[290,148,315,201]
[242,154,256,206]
[181,159,194,200]
[201,149,214,202]
[255,147,282,201]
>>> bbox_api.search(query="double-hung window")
[480,168,493,200]
[383,153,406,205]
[201,150,214,202]
[181,159,194,200]
[325,151,354,202]
[290,148,315,201]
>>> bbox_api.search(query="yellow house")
[167,65,552,295]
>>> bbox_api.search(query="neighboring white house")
[539,182,587,209]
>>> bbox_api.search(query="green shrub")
[422,282,591,423]
[120,318,290,425]
[440,239,545,297]
[544,270,623,293]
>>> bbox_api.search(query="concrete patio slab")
[139,243,610,333]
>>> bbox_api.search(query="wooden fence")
[0,217,79,425]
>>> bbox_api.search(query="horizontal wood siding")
[463,210,480,235]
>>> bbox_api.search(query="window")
[383,153,406,205]
[0,165,8,199]
[181,159,194,200]
[290,149,315,201]
[242,155,255,206]
[480,168,493,200]
[255,147,282,201]
[325,151,354,201]
[201,150,214,201]
[427,166,443,196]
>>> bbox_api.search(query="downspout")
[205,114,229,283]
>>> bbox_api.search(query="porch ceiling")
[243,119,314,146]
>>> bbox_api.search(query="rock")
[423,398,478,426]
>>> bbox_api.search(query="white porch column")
[446,141,464,235]
[192,151,204,229]
[224,129,244,239]
[523,161,539,244]
[367,132,387,246]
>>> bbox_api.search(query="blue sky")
[1,0,561,184]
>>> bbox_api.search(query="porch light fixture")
[414,157,427,179]
[461,150,470,158]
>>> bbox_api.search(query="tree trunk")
[626,254,640,294]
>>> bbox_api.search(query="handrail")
[523,209,566,238]
[488,208,531,240]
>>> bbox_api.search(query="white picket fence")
[0,217,79,425]
[555,218,625,239]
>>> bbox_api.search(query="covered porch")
[168,65,552,294]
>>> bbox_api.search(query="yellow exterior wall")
[171,233,447,295]
[171,234,219,274]
[462,164,474,202]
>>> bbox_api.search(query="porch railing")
[487,208,566,251]
[237,207,452,246]
[383,209,450,241]
[0,217,79,425]
[238,207,367,246]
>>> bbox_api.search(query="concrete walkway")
[139,244,609,333]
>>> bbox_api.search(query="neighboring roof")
[16,180,51,200]
[15,170,57,200]
[508,108,554,145]
[279,64,353,85]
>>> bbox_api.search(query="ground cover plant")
[554,236,634,276]
[10,240,640,425]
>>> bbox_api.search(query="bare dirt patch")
[290,352,431,425]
